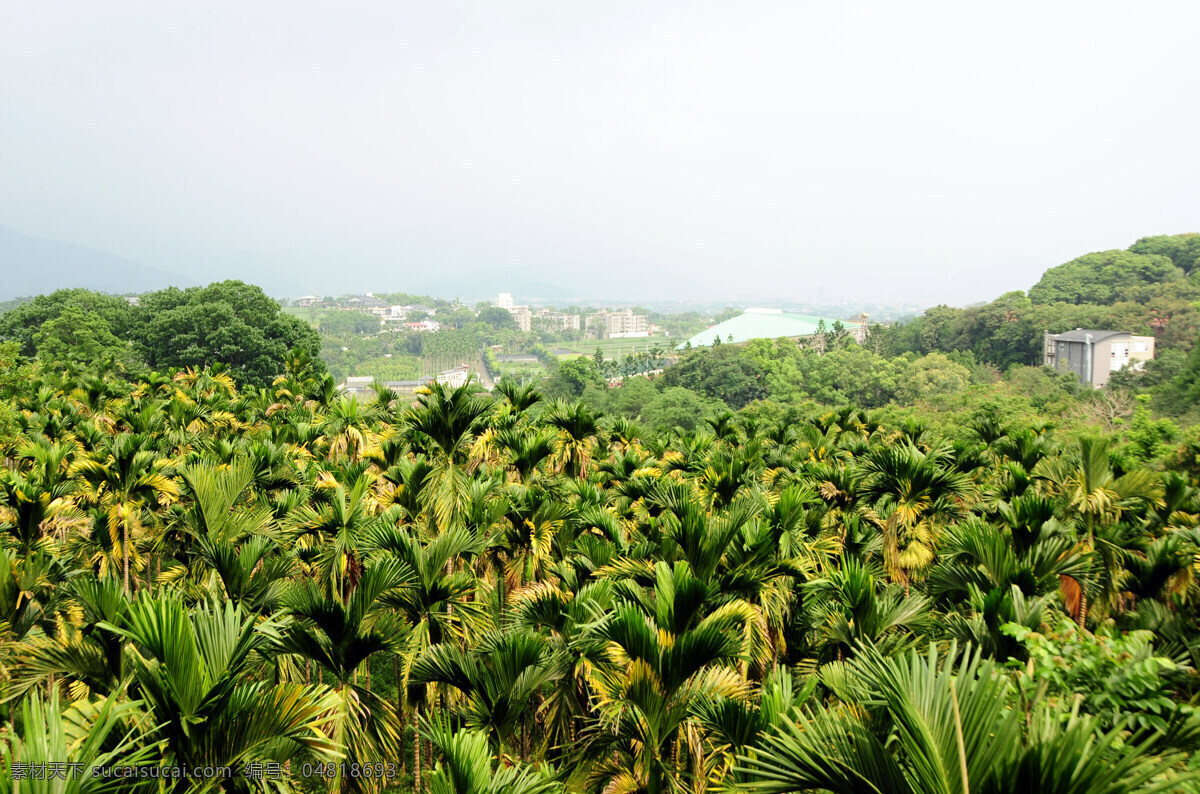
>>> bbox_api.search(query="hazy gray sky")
[3,1,1198,305]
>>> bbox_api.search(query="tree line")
[0,281,322,388]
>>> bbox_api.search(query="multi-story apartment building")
[603,309,649,338]
[1043,329,1155,388]
[585,309,649,339]
[510,306,532,333]
[499,292,534,332]
[585,312,609,336]
[534,309,581,332]
[499,294,580,333]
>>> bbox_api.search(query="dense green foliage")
[0,281,322,388]
[564,339,1100,440]
[1130,234,1200,274]
[0,342,29,444]
[130,282,322,386]
[658,344,768,409]
[1028,250,1183,305]
[1,346,1198,793]
[0,289,138,358]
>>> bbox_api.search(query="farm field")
[552,337,670,359]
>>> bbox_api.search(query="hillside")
[891,233,1200,369]
[0,224,193,299]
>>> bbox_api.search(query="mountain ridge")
[0,225,195,299]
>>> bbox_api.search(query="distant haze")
[2,1,1198,305]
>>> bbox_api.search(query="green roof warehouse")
[678,309,866,349]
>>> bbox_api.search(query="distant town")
[280,290,889,395]
[285,291,879,343]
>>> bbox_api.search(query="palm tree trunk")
[395,656,403,712]
[123,514,131,596]
[398,657,406,779]
[1079,518,1093,629]
[647,758,663,794]
[413,711,422,794]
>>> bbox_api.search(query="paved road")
[472,350,496,390]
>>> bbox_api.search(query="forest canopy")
[0,280,322,387]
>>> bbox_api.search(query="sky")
[2,1,1199,306]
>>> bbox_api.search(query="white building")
[436,365,471,388]
[587,309,649,339]
[534,308,581,331]
[497,292,514,310]
[610,309,648,337]
[345,295,386,310]
[510,306,532,333]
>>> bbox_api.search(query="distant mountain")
[0,225,194,299]
[382,265,588,304]
[406,265,721,305]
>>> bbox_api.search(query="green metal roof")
[678,312,853,349]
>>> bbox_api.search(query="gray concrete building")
[1042,329,1155,388]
